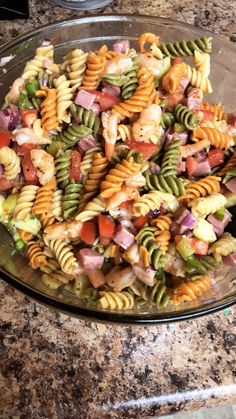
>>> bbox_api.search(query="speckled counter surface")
[0,1,236,418]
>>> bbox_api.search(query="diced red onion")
[43,59,53,69]
[192,159,211,177]
[78,135,96,153]
[196,150,207,161]
[0,105,20,131]
[150,162,161,175]
[112,40,130,53]
[102,86,120,97]
[41,39,51,46]
[181,212,196,229]
[174,208,191,225]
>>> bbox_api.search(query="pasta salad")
[0,32,236,312]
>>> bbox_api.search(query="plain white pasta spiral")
[208,233,236,261]
[66,49,89,92]
[75,196,106,222]
[50,189,63,219]
[189,193,227,217]
[44,237,79,275]
[14,185,39,220]
[184,64,213,93]
[193,50,211,78]
[54,75,73,124]
[0,146,21,180]
[133,190,177,217]
[98,291,135,310]
[80,145,102,177]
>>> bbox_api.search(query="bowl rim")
[0,14,235,324]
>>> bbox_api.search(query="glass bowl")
[49,0,113,11]
[0,15,235,324]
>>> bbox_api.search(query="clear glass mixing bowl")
[0,15,235,323]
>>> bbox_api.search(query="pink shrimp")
[102,111,119,161]
[106,187,140,210]
[179,139,210,158]
[44,220,82,240]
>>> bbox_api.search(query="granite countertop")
[0,1,236,418]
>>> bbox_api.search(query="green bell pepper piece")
[46,141,65,157]
[176,237,194,260]
[25,79,40,98]
[185,255,207,275]
[19,93,34,110]
[215,207,225,221]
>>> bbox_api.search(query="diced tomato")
[125,139,160,159]
[17,143,36,155]
[22,151,38,184]
[166,93,184,109]
[69,150,81,181]
[98,214,115,238]
[80,221,97,245]
[186,157,198,177]
[100,236,112,246]
[171,57,183,65]
[90,90,120,111]
[0,178,14,191]
[197,110,214,122]
[175,235,183,244]
[190,238,208,255]
[207,148,224,168]
[120,200,133,211]
[134,214,149,228]
[20,109,38,127]
[0,129,12,148]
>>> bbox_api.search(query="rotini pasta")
[192,127,233,149]
[1,30,235,315]
[0,147,21,180]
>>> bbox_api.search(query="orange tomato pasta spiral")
[191,127,233,149]
[161,63,187,94]
[138,32,160,53]
[218,151,236,176]
[27,241,47,270]
[178,176,221,202]
[155,230,171,255]
[201,102,227,121]
[39,87,58,132]
[112,68,155,121]
[32,177,56,227]
[151,214,173,230]
[79,152,109,208]
[172,275,212,305]
[18,230,33,242]
[97,45,119,60]
[79,52,106,91]
[100,157,141,199]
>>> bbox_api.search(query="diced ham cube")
[78,248,104,270]
[223,252,236,266]
[75,90,96,110]
[207,210,232,236]
[185,96,202,111]
[113,225,135,249]
[225,178,236,194]
[78,135,96,153]
[112,40,130,53]
[179,76,190,92]
[90,103,100,115]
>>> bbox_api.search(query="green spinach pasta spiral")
[159,36,212,58]
[55,150,72,189]
[160,140,181,177]
[136,226,166,269]
[55,124,92,149]
[150,280,171,309]
[121,53,139,99]
[160,112,175,129]
[145,174,186,196]
[62,182,83,219]
[38,70,54,88]
[174,104,200,130]
[70,104,101,135]
[101,73,129,87]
